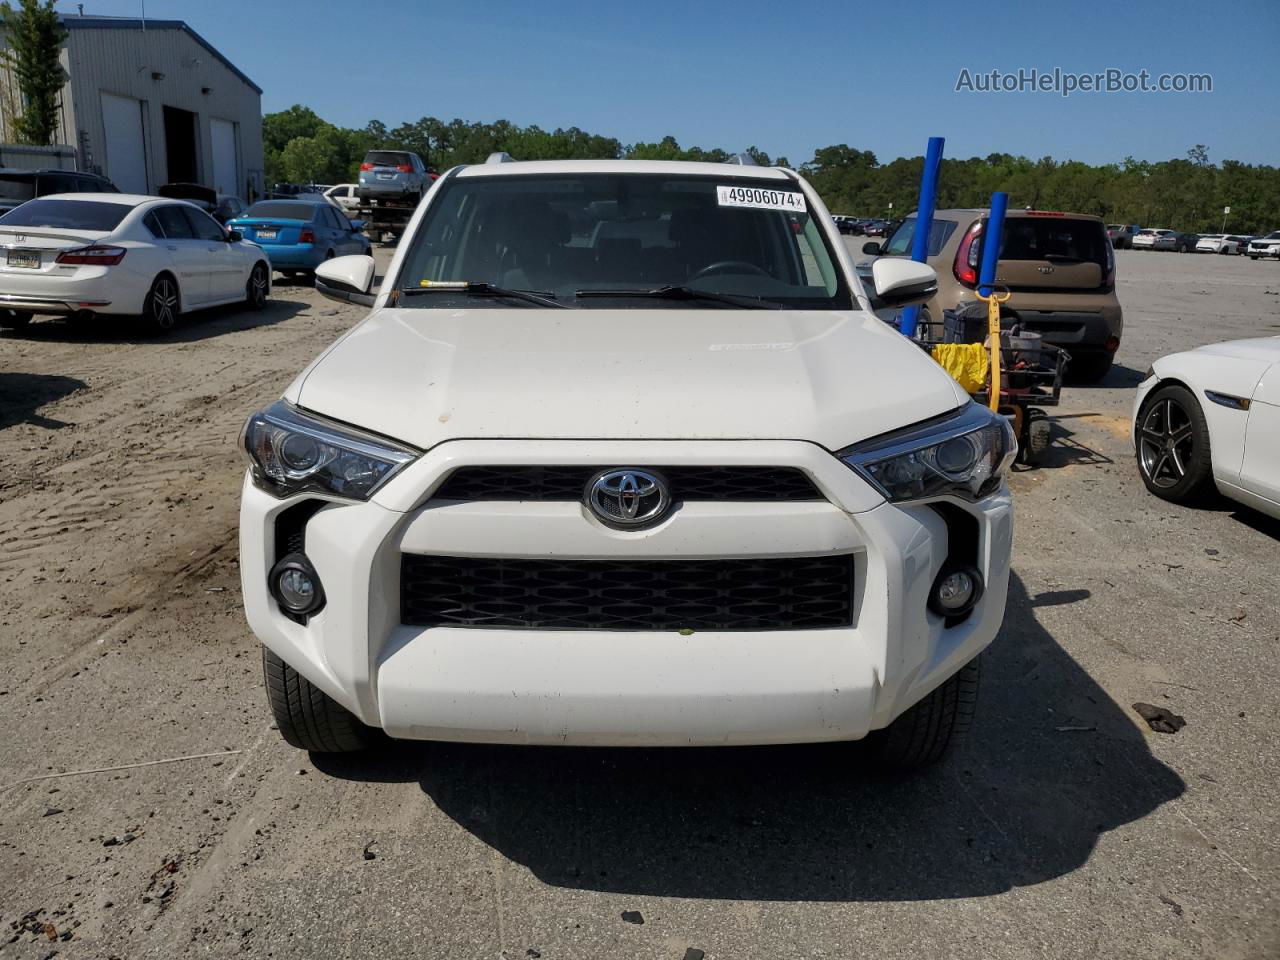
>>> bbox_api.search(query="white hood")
[289,307,968,451]
[1193,337,1280,363]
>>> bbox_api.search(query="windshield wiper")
[399,282,566,309]
[575,285,783,309]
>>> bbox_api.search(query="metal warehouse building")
[0,15,263,200]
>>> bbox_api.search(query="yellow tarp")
[931,343,989,394]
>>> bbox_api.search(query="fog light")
[268,553,324,616]
[928,564,984,618]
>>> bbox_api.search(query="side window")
[323,206,343,230]
[143,211,166,238]
[183,206,226,241]
[153,205,195,239]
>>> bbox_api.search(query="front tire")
[245,262,268,310]
[867,657,980,769]
[142,274,179,332]
[1136,384,1214,503]
[263,648,375,752]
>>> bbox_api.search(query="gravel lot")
[1,248,1277,959]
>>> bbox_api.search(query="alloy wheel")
[250,265,268,307]
[1138,397,1195,488]
[150,278,178,329]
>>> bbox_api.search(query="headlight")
[241,401,417,500]
[839,403,1016,502]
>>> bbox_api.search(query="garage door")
[100,93,147,194]
[210,119,238,199]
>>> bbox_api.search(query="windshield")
[883,217,958,257]
[396,173,850,309]
[241,201,316,220]
[0,198,129,230]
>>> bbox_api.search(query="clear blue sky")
[60,0,1280,166]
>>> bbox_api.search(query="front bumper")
[240,439,1013,746]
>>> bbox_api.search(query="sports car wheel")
[1136,385,1214,503]
[143,275,179,332]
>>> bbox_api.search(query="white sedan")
[1194,234,1242,255]
[0,193,271,333]
[1133,337,1280,519]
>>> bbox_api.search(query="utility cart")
[918,302,1069,465]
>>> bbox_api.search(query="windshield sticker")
[716,185,807,213]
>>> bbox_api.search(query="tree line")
[265,105,1280,235]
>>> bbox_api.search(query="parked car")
[227,200,370,278]
[860,208,1123,381]
[1195,234,1243,254]
[1132,228,1195,252]
[1133,337,1280,519]
[0,167,118,217]
[357,149,429,203]
[1106,224,1139,249]
[158,183,245,225]
[239,158,1015,767]
[324,183,360,213]
[862,219,892,237]
[0,193,269,332]
[1247,231,1280,260]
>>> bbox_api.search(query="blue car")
[228,200,370,276]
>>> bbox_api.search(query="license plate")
[377,173,394,180]
[6,249,40,269]
[256,230,277,240]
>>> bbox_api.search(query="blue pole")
[899,136,945,337]
[978,191,1009,297]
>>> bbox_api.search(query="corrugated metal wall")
[64,24,262,199]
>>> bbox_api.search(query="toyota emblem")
[585,469,670,527]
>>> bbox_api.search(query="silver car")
[357,150,428,202]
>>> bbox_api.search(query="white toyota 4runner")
[239,159,1015,768]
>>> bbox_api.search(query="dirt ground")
[1,248,1277,959]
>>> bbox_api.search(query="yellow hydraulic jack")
[974,286,1010,412]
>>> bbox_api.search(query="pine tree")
[0,0,68,146]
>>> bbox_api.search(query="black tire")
[142,274,179,332]
[1135,383,1215,503]
[1019,408,1051,464]
[262,648,375,752]
[867,657,980,769]
[1068,352,1113,383]
[0,309,32,329]
[245,262,269,310]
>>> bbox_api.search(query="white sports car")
[1133,337,1280,518]
[0,192,271,333]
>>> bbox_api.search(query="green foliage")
[0,0,68,146]
[260,105,1280,232]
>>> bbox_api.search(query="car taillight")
[953,221,981,287]
[396,164,413,173]
[1102,235,1116,291]
[298,229,315,244]
[359,162,373,172]
[55,245,127,266]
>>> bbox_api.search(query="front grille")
[401,555,854,631]
[432,466,822,502]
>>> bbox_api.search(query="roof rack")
[727,153,758,166]
[485,152,515,164]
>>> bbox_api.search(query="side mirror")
[871,258,938,308]
[349,219,366,233]
[226,229,242,242]
[315,254,377,308]
[862,241,882,256]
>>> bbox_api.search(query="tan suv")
[859,209,1123,382]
